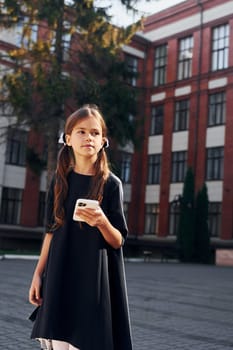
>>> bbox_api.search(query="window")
[208,202,221,237]
[208,92,226,126]
[154,44,167,86]
[171,151,187,182]
[123,202,129,223]
[148,154,161,184]
[5,128,27,166]
[62,20,72,61]
[120,153,132,184]
[169,202,180,236]
[0,4,8,14]
[150,105,164,135]
[16,18,38,47]
[125,55,138,86]
[212,24,229,71]
[38,191,46,226]
[177,36,193,80]
[144,204,159,235]
[174,99,190,131]
[206,147,224,180]
[0,187,23,224]
[50,20,72,61]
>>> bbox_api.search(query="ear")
[65,134,71,146]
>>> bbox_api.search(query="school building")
[0,0,233,251]
[124,0,233,244]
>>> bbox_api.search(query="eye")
[92,131,100,136]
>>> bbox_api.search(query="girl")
[29,105,133,350]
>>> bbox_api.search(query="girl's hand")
[29,274,43,306]
[76,206,106,227]
[77,206,123,249]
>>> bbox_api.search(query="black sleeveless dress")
[30,171,133,350]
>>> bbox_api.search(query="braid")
[54,145,74,227]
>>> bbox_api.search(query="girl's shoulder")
[104,172,123,194]
[106,172,122,187]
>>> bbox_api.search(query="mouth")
[83,144,94,148]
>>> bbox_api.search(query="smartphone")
[73,198,99,221]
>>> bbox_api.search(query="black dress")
[30,171,133,350]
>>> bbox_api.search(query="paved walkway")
[0,257,233,350]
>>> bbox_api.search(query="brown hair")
[54,105,110,227]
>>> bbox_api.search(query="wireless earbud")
[103,139,109,148]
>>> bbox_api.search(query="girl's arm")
[76,207,123,249]
[29,233,53,306]
[97,214,123,249]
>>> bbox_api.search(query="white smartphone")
[73,198,99,221]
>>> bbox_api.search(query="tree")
[195,183,211,264]
[0,0,144,184]
[177,167,195,262]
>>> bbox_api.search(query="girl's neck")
[73,160,95,176]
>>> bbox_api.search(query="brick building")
[123,0,233,242]
[0,0,233,250]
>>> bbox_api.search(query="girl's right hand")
[29,274,43,306]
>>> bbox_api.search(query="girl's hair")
[54,105,110,227]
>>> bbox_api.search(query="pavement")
[1,257,233,350]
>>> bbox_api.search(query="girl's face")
[66,116,105,161]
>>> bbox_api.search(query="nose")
[85,133,93,141]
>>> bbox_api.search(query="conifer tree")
[195,183,211,264]
[177,167,195,262]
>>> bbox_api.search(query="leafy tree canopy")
[0,0,146,176]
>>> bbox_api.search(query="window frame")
[171,151,187,183]
[144,203,159,235]
[154,44,167,86]
[147,154,161,185]
[169,202,180,236]
[208,91,226,126]
[16,17,38,47]
[5,128,28,166]
[208,202,221,237]
[206,147,224,181]
[123,202,129,223]
[150,105,164,136]
[177,36,193,80]
[37,191,46,226]
[125,55,138,86]
[211,23,229,71]
[120,152,132,184]
[50,20,72,61]
[0,187,23,225]
[174,99,190,132]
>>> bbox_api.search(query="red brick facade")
[126,0,233,240]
